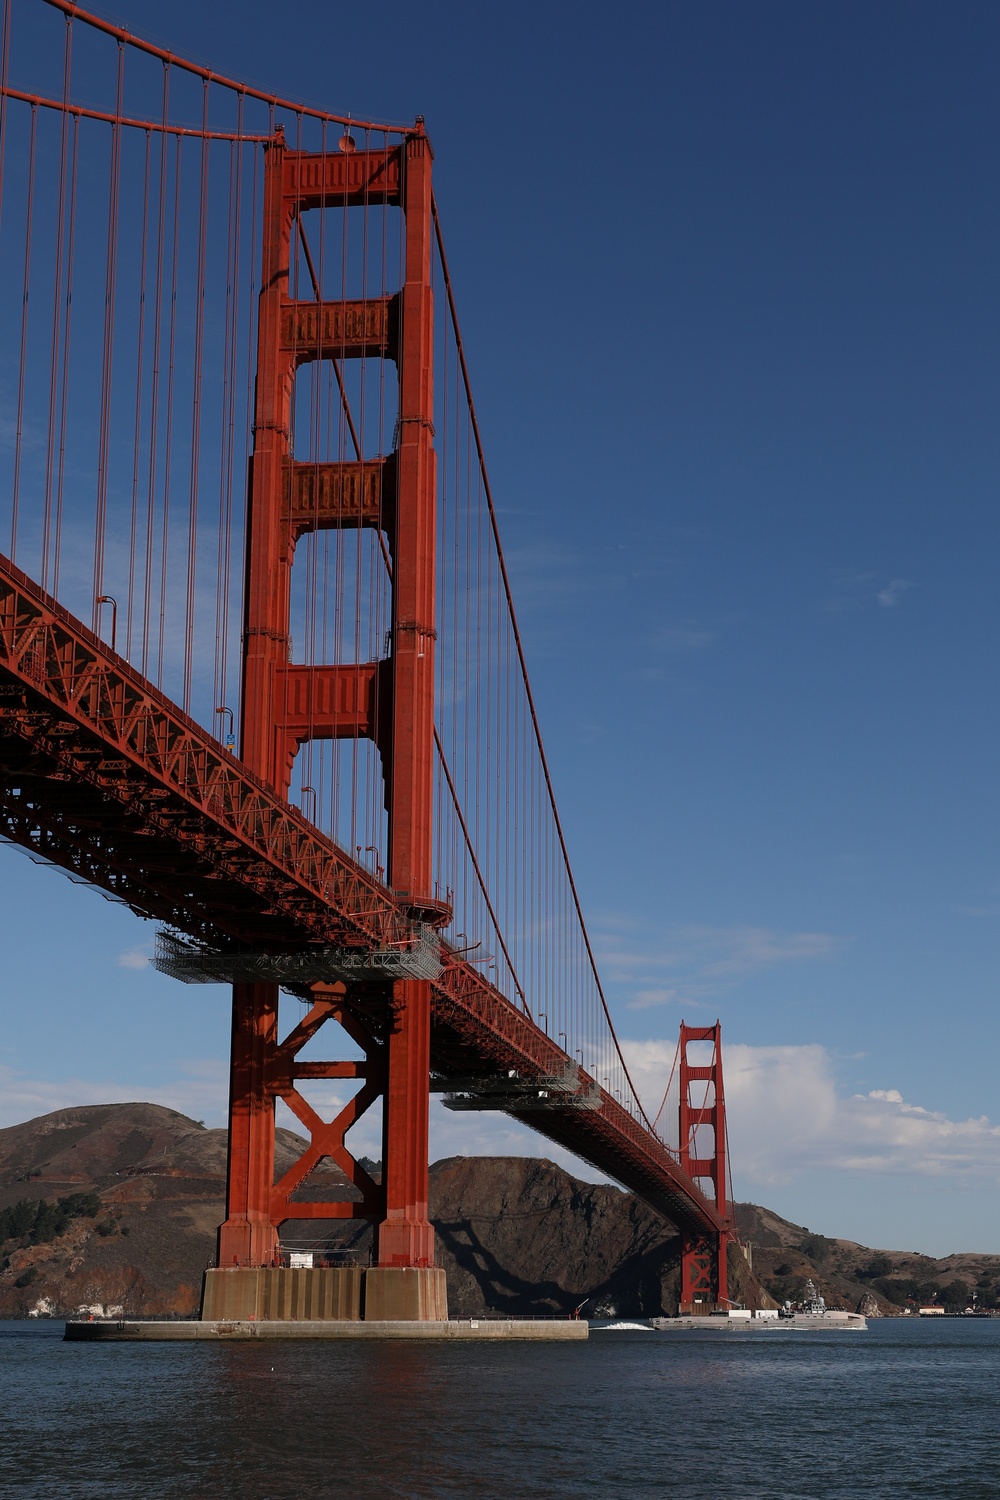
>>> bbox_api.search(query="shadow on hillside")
[435,1217,682,1317]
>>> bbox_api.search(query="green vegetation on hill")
[0,1192,101,1247]
[854,1274,989,1312]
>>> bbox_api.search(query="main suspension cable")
[431,195,656,1132]
[43,0,411,134]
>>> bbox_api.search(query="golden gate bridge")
[0,0,734,1320]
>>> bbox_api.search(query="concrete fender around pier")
[65,1318,588,1342]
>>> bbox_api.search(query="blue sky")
[2,0,999,1257]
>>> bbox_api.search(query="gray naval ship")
[649,1280,868,1332]
[775,1278,868,1331]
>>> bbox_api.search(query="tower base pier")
[201,1266,362,1322]
[363,1266,448,1321]
[200,1265,448,1323]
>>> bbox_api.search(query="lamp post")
[96,595,117,652]
[215,706,235,751]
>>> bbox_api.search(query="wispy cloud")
[876,578,913,608]
[826,569,915,613]
[596,922,839,1009]
[652,624,716,653]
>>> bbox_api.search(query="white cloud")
[596,922,839,1009]
[117,945,152,970]
[620,1039,1000,1190]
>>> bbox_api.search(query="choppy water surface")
[2,1318,999,1498]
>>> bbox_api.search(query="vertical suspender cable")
[216,99,244,726]
[142,64,169,676]
[126,129,151,655]
[10,104,37,561]
[157,134,182,688]
[0,0,12,229]
[42,17,73,591]
[214,133,236,725]
[234,139,261,736]
[53,113,78,596]
[0,0,9,553]
[183,80,211,712]
[359,132,373,853]
[223,98,246,715]
[93,41,124,630]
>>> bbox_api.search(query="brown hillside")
[735,1202,1000,1315]
[0,1103,331,1317]
[0,1103,757,1318]
[2,1103,993,1319]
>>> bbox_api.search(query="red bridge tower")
[215,124,447,1319]
[678,1022,731,1313]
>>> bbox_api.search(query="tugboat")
[778,1278,867,1331]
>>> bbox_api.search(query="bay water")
[2,1317,998,1498]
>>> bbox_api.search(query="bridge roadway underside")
[0,553,726,1243]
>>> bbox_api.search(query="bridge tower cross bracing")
[218,123,445,1310]
[677,1022,731,1314]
